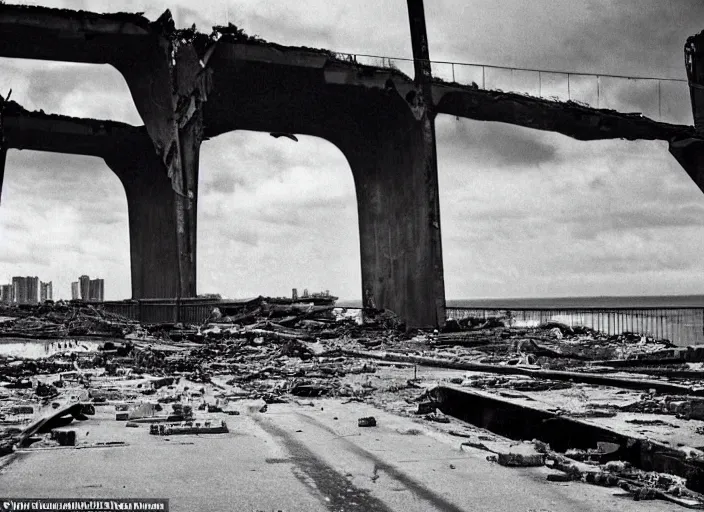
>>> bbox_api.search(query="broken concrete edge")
[0,2,410,80]
[435,79,692,125]
[433,82,696,142]
[16,402,95,448]
[0,98,143,133]
[1,65,687,156]
[0,2,151,28]
[2,2,693,143]
[431,384,704,494]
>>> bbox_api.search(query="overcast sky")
[1,0,703,301]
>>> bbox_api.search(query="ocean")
[445,295,704,309]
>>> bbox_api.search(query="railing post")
[657,80,662,120]
[597,75,601,108]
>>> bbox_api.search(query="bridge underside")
[0,4,701,328]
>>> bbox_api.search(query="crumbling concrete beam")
[0,3,693,147]
[0,3,152,64]
[221,40,694,142]
[0,99,146,156]
[433,83,696,142]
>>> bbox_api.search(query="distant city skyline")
[71,275,104,302]
[0,275,49,304]
[40,280,53,302]
[0,274,103,302]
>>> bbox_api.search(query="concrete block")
[669,401,689,414]
[51,429,76,446]
[10,405,33,415]
[496,443,546,467]
[689,399,704,420]
[685,345,704,362]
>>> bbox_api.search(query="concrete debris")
[496,443,547,467]
[541,445,704,508]
[424,409,451,423]
[149,420,228,435]
[1,302,704,508]
[0,301,136,339]
[358,416,377,427]
[621,394,704,420]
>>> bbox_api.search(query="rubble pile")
[1,303,704,507]
[621,393,704,420]
[435,320,676,368]
[0,301,136,339]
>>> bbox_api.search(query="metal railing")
[96,298,224,325]
[446,306,704,346]
[330,51,692,125]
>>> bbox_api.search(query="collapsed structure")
[3,301,704,507]
[0,4,702,328]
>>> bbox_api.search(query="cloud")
[4,59,141,124]
[199,171,247,195]
[437,117,558,168]
[568,204,704,240]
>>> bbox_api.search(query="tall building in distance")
[74,275,105,302]
[89,278,104,302]
[0,284,13,304]
[11,276,39,304]
[40,281,53,302]
[79,275,90,302]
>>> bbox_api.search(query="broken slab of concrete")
[434,384,704,493]
[495,443,547,467]
[462,437,547,467]
[17,403,95,448]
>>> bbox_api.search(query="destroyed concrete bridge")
[0,3,702,328]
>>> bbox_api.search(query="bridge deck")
[0,2,695,144]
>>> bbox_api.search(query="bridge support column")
[108,16,207,299]
[104,143,196,300]
[341,108,445,329]
[669,29,704,194]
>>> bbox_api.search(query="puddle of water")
[0,339,102,359]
